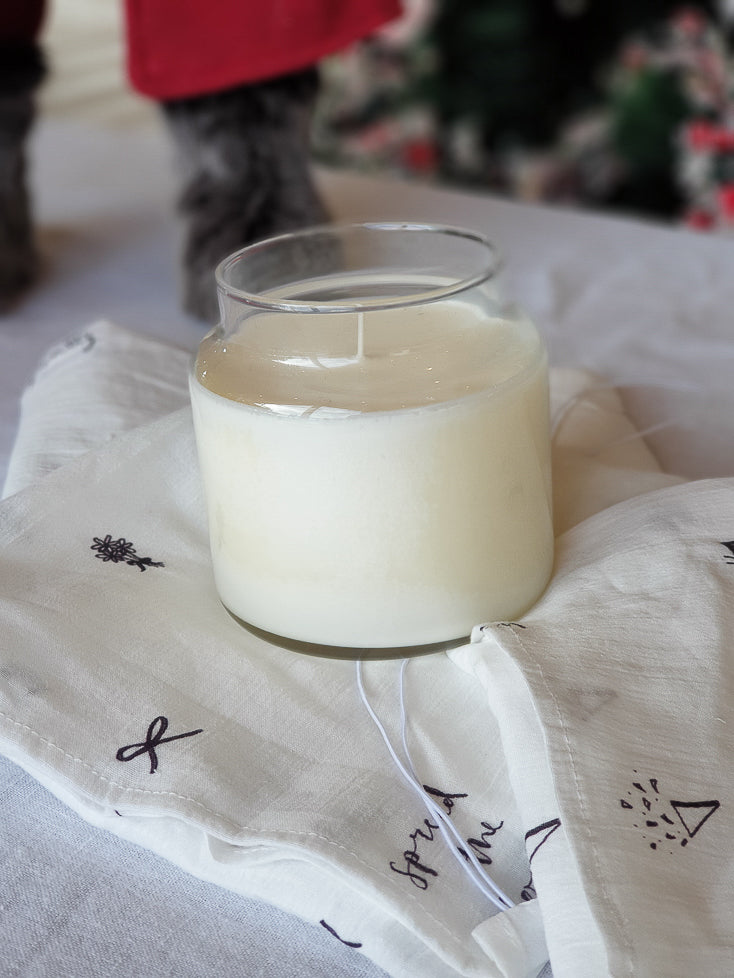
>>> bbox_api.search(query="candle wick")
[356,310,365,360]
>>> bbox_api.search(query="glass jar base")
[223,605,468,660]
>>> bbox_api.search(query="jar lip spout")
[214,222,503,314]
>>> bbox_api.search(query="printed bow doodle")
[116,716,203,774]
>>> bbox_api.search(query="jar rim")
[214,222,502,314]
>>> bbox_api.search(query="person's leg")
[0,1,46,311]
[123,0,400,322]
[161,68,328,322]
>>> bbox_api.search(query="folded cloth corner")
[2,319,192,499]
[451,478,734,977]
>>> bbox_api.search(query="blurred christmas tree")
[313,1,734,226]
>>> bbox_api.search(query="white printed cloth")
[3,320,722,978]
[452,478,734,977]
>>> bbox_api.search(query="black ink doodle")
[521,817,561,901]
[458,819,505,867]
[569,687,617,721]
[39,331,96,370]
[319,920,363,948]
[525,818,562,863]
[424,789,504,869]
[479,622,527,636]
[390,787,508,893]
[390,818,440,890]
[424,785,468,815]
[620,772,720,852]
[116,716,203,774]
[721,541,734,565]
[91,535,164,571]
[670,799,720,837]
[69,331,96,354]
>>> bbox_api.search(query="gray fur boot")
[0,40,45,313]
[161,67,328,324]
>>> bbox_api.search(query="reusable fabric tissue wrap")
[3,320,729,978]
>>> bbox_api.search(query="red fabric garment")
[123,0,402,100]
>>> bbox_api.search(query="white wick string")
[356,310,365,360]
[550,378,699,440]
[585,418,678,455]
[356,659,514,912]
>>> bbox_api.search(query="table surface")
[3,111,734,978]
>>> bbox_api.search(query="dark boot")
[161,67,328,324]
[0,39,45,313]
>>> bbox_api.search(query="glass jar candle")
[190,222,553,654]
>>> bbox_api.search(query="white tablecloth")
[3,114,734,978]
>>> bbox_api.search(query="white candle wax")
[190,295,553,649]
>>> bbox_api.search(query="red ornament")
[402,138,439,174]
[717,184,734,221]
[684,207,715,230]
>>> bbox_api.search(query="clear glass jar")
[190,222,553,656]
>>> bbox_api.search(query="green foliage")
[610,67,688,170]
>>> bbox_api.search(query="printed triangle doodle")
[670,799,720,838]
[525,818,561,864]
[571,687,617,720]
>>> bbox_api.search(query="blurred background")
[39,0,734,231]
